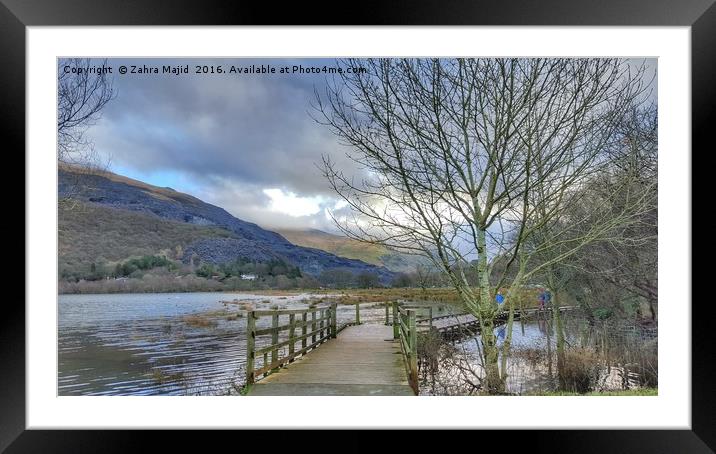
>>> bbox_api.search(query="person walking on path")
[496,290,505,310]
[539,289,553,310]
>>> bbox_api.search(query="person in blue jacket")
[495,290,505,307]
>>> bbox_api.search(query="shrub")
[195,264,213,278]
[560,347,602,393]
[417,328,443,375]
[593,308,613,320]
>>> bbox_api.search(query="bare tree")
[314,58,653,393]
[58,58,115,165]
[414,263,440,296]
[574,104,658,320]
[58,58,116,205]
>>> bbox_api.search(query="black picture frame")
[4,0,712,451]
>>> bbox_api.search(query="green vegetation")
[117,255,175,276]
[533,388,657,396]
[593,307,614,320]
[197,258,302,280]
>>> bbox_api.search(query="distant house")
[240,274,257,281]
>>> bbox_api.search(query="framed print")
[5,0,713,450]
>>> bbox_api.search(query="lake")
[59,293,653,396]
[58,292,388,395]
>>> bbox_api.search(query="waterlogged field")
[58,292,393,396]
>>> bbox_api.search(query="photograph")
[57,56,659,398]
[2,0,710,445]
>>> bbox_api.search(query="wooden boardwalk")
[243,302,572,395]
[418,306,577,339]
[247,323,414,395]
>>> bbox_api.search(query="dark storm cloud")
[75,57,657,231]
[88,57,358,197]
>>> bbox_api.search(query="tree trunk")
[552,290,567,390]
[545,312,553,384]
[476,227,504,394]
[499,266,526,387]
[647,294,657,321]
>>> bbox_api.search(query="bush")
[196,264,215,278]
[112,255,175,277]
[560,347,602,393]
[417,328,443,375]
[593,308,613,320]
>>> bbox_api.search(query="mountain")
[58,168,394,282]
[274,228,428,273]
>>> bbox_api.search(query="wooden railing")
[396,303,419,394]
[415,305,578,325]
[245,303,337,386]
[347,301,395,326]
[245,300,415,392]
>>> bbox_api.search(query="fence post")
[312,310,317,344]
[246,311,256,386]
[271,313,279,371]
[302,312,308,349]
[408,309,418,394]
[355,303,361,325]
[428,306,433,329]
[392,301,399,339]
[385,303,390,325]
[320,308,326,340]
[331,303,337,338]
[288,313,296,363]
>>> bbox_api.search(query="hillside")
[58,200,236,279]
[274,228,427,273]
[58,168,393,283]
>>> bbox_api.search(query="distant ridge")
[274,228,428,273]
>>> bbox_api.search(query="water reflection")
[59,292,387,396]
[418,310,657,395]
[59,296,655,396]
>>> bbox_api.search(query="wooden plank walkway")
[247,323,415,396]
[418,306,577,337]
[427,313,480,331]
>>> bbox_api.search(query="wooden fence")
[245,301,400,387]
[245,304,338,385]
[396,304,419,394]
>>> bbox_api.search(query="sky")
[76,57,656,234]
[83,57,357,231]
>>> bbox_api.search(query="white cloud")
[263,188,326,217]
